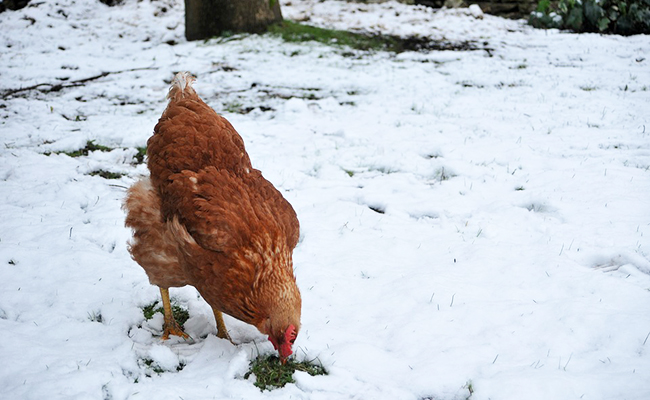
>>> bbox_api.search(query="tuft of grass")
[142,301,162,321]
[223,100,245,114]
[142,358,165,374]
[61,140,114,157]
[244,354,326,390]
[465,380,475,398]
[44,142,148,168]
[457,81,485,89]
[133,146,147,164]
[141,358,185,374]
[88,170,125,179]
[142,300,190,327]
[171,305,190,326]
[88,311,103,323]
[435,167,456,182]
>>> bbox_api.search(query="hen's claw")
[161,319,190,340]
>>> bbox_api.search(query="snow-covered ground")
[1,0,649,399]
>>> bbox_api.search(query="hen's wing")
[165,166,299,254]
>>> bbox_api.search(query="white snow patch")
[148,344,180,372]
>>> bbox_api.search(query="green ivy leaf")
[558,0,570,14]
[536,0,552,12]
[585,2,602,20]
[598,16,612,30]
[566,6,585,30]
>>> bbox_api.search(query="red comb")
[277,325,297,364]
[285,324,297,343]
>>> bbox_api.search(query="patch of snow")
[469,4,484,19]
[148,344,180,372]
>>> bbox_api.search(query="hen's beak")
[278,345,293,365]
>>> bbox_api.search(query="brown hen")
[123,72,301,363]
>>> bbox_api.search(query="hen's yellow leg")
[160,287,189,340]
[212,307,232,342]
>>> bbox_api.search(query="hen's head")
[258,285,301,364]
[268,324,298,364]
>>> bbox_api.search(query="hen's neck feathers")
[236,240,301,332]
[167,72,198,103]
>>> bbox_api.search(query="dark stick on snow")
[0,67,157,99]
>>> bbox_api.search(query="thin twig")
[1,66,157,99]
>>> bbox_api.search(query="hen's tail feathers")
[167,72,197,102]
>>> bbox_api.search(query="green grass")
[269,20,393,52]
[88,170,125,179]
[223,100,245,114]
[140,358,186,374]
[65,140,113,157]
[133,146,147,164]
[44,140,114,157]
[142,301,161,320]
[44,141,147,165]
[268,20,480,53]
[142,300,190,327]
[244,354,327,390]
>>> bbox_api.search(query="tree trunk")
[184,0,283,41]
[0,0,31,13]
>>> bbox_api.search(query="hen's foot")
[159,287,190,340]
[161,319,190,340]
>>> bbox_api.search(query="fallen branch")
[1,66,157,99]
